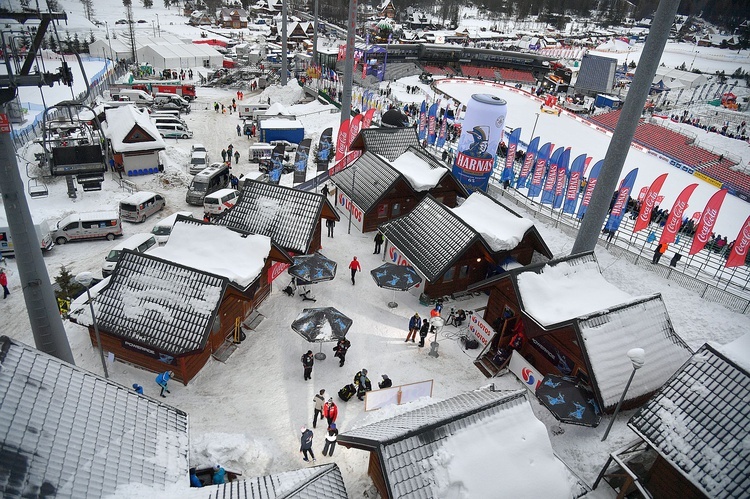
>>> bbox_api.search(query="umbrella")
[288,253,337,300]
[535,374,601,427]
[291,307,353,360]
[370,263,422,308]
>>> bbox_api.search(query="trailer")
[594,94,621,109]
[258,118,304,144]
[0,221,54,256]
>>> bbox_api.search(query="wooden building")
[104,105,166,176]
[378,191,552,300]
[467,252,692,414]
[329,146,468,233]
[348,126,421,161]
[217,7,249,29]
[70,219,292,384]
[215,179,339,255]
[377,0,396,19]
[596,342,749,498]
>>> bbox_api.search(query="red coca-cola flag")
[659,183,698,245]
[692,211,701,221]
[726,216,750,268]
[633,173,668,233]
[689,189,728,256]
[334,118,350,164]
[348,113,363,147]
[637,186,648,202]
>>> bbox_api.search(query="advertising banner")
[689,189,728,255]
[427,102,438,145]
[552,147,571,209]
[467,313,495,348]
[726,215,750,268]
[316,127,333,172]
[562,154,587,215]
[527,142,553,198]
[334,190,364,233]
[293,138,311,184]
[660,183,698,245]
[418,101,427,140]
[516,136,539,189]
[633,173,668,232]
[334,118,350,164]
[501,128,521,184]
[604,168,638,233]
[540,146,564,205]
[436,115,448,149]
[451,94,508,192]
[268,143,286,185]
[508,351,544,393]
[577,159,603,219]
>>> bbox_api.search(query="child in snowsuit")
[301,350,314,380]
[300,426,316,462]
[333,338,351,367]
[322,423,338,457]
[155,370,174,397]
[418,319,430,347]
[313,389,326,428]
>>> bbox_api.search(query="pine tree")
[54,266,84,317]
[143,0,154,7]
[48,33,57,51]
[64,30,72,52]
[89,29,96,45]
[46,0,61,11]
[73,33,81,53]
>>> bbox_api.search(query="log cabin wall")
[645,454,707,499]
[423,244,490,299]
[367,452,390,499]
[363,181,418,233]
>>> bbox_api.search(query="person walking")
[332,337,350,367]
[322,423,338,457]
[301,350,314,380]
[155,370,174,398]
[221,149,227,162]
[373,232,384,254]
[326,218,335,238]
[0,269,9,299]
[418,318,430,347]
[312,389,326,428]
[652,242,667,264]
[348,256,361,285]
[321,183,329,197]
[670,253,682,268]
[323,398,338,426]
[300,426,316,462]
[236,124,241,136]
[234,150,240,164]
[406,312,420,342]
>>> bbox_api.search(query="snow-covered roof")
[388,149,447,192]
[85,251,227,356]
[338,389,582,498]
[121,190,161,206]
[264,102,290,115]
[104,106,166,153]
[331,151,400,212]
[628,344,748,498]
[452,191,535,252]
[715,332,750,371]
[181,463,347,498]
[349,127,421,161]
[0,336,189,497]
[516,256,632,326]
[260,118,303,130]
[216,180,335,255]
[150,219,271,289]
[578,294,692,409]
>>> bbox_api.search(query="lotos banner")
[633,173,668,233]
[604,168,638,233]
[726,215,750,268]
[577,159,603,219]
[689,189,728,255]
[659,183,698,245]
[468,313,495,348]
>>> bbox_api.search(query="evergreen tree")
[143,0,153,7]
[73,33,81,52]
[53,266,84,317]
[48,33,57,52]
[80,0,95,21]
[63,30,72,52]
[164,0,171,7]
[89,29,96,45]
[46,0,61,11]
[123,0,132,7]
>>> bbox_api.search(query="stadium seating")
[422,65,456,76]
[496,68,536,84]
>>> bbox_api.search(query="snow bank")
[259,79,305,108]
[517,259,632,326]
[389,151,446,192]
[452,193,534,252]
[430,400,574,499]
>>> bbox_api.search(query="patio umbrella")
[370,263,422,308]
[535,374,601,427]
[291,307,353,360]
[288,253,337,300]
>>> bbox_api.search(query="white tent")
[90,34,195,63]
[136,43,223,70]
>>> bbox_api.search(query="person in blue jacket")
[132,383,144,395]
[155,370,174,398]
[406,313,420,342]
[189,467,202,487]
[212,464,226,484]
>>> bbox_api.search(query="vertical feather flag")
[362,108,377,129]
[516,137,539,189]
[633,173,669,232]
[659,183,698,245]
[577,160,603,219]
[552,148,571,209]
[348,114,364,148]
[726,216,750,268]
[562,154,587,214]
[501,128,522,184]
[418,101,427,141]
[528,142,553,198]
[436,116,448,149]
[604,168,639,233]
[539,146,563,204]
[427,102,439,145]
[689,189,728,255]
[331,118,351,174]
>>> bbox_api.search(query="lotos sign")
[335,191,364,233]
[508,351,544,392]
[468,313,494,346]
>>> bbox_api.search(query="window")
[443,267,455,282]
[63,222,79,231]
[391,202,401,216]
[459,264,469,279]
[377,203,388,218]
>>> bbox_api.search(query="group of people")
[189,464,225,487]
[220,144,240,165]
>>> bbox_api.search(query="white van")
[154,93,190,109]
[189,151,210,175]
[156,123,193,139]
[119,191,166,223]
[151,211,194,244]
[0,221,54,256]
[111,89,154,105]
[249,143,274,163]
[51,211,123,244]
[151,109,182,119]
[152,116,188,128]
[204,188,240,215]
[238,103,269,119]
[101,233,158,277]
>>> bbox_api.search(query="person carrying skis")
[333,338,351,367]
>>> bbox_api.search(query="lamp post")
[156,13,161,37]
[529,112,540,144]
[76,272,109,379]
[601,348,645,441]
[428,316,444,358]
[151,20,156,38]
[105,21,114,61]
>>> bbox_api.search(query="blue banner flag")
[501,128,522,184]
[553,148,571,209]
[418,101,427,140]
[436,115,448,149]
[540,146,564,204]
[604,168,639,233]
[528,142,553,198]
[427,103,438,145]
[516,137,539,189]
[577,160,603,219]
[562,154,587,214]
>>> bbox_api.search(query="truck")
[110,82,197,101]
[0,221,54,256]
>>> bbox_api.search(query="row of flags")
[330,108,378,175]
[500,127,749,268]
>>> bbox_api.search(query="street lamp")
[529,112,540,144]
[428,316,444,358]
[76,271,109,379]
[156,13,161,37]
[601,347,645,441]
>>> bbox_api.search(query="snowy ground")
[3,1,750,496]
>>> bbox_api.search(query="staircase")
[212,310,265,363]
[473,355,501,378]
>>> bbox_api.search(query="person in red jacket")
[0,269,9,299]
[323,398,338,426]
[348,256,361,285]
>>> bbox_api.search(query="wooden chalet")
[215,179,340,256]
[329,146,468,233]
[0,336,189,497]
[348,126,421,161]
[595,341,749,499]
[338,389,585,499]
[104,106,166,176]
[217,7,249,29]
[71,219,292,384]
[189,11,214,26]
[467,252,693,414]
[377,0,396,19]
